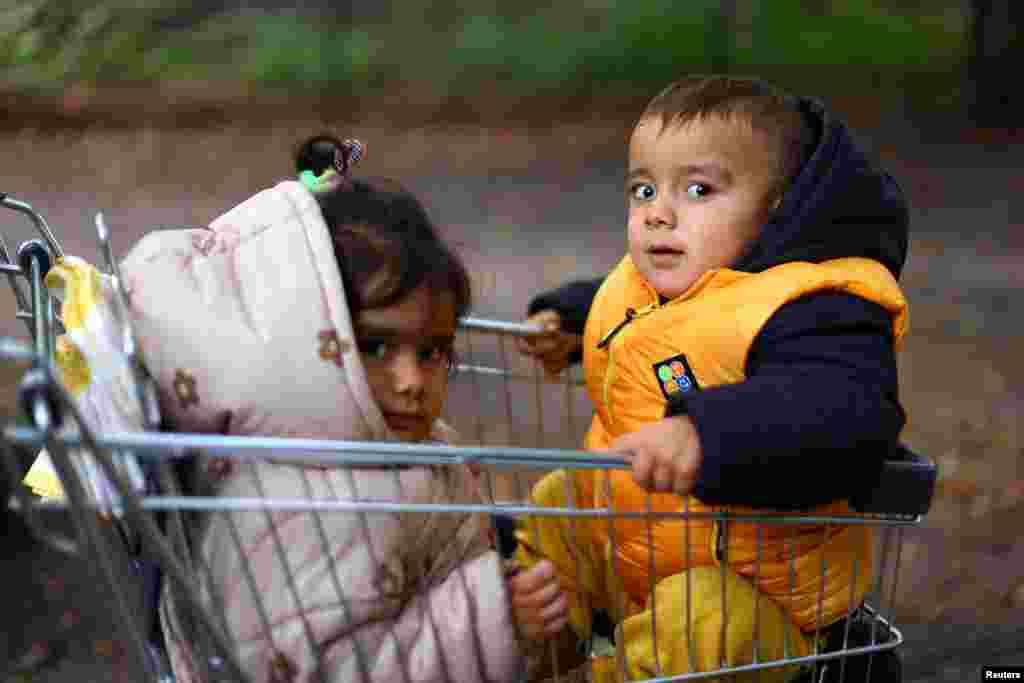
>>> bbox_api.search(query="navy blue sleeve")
[527,278,603,336]
[668,292,905,509]
[527,278,603,364]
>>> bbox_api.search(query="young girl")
[104,135,524,682]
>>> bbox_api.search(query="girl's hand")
[516,310,583,379]
[608,416,703,496]
[508,560,569,643]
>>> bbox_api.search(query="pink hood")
[120,180,389,442]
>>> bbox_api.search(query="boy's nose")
[644,201,675,229]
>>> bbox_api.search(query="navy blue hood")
[731,98,909,279]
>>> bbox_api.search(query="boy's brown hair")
[641,75,819,196]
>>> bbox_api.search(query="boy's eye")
[630,183,656,201]
[686,183,711,199]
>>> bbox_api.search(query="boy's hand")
[516,310,583,379]
[508,560,569,643]
[608,416,703,496]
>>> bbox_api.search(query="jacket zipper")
[598,303,658,423]
[714,517,727,562]
[597,308,638,349]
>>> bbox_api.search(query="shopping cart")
[0,193,936,683]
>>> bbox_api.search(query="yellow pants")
[515,470,813,683]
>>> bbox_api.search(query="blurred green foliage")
[0,0,969,101]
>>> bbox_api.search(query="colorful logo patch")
[652,354,700,400]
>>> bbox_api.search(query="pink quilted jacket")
[117,181,523,682]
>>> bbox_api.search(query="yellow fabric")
[515,469,639,642]
[23,452,65,499]
[43,256,104,398]
[45,257,105,333]
[54,335,91,395]
[614,568,812,683]
[22,256,148,504]
[568,256,908,632]
[21,258,103,501]
[518,470,814,683]
[22,257,104,500]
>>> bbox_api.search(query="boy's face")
[627,115,781,299]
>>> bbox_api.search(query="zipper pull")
[715,520,727,561]
[597,308,637,349]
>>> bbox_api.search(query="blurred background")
[1,1,1022,681]
[0,0,1016,126]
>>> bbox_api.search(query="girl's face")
[356,284,457,442]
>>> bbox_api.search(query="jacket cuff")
[664,393,691,418]
[527,279,603,336]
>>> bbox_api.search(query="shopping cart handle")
[849,444,936,516]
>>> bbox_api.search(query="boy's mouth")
[647,245,688,266]
[647,245,684,263]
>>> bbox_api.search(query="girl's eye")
[630,183,656,201]
[686,183,711,199]
[418,345,452,365]
[358,339,392,361]
[360,339,452,365]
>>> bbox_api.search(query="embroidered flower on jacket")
[172,369,199,409]
[192,225,242,257]
[318,329,350,367]
[269,651,298,683]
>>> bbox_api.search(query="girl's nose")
[391,349,425,397]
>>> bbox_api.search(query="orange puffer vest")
[579,256,908,630]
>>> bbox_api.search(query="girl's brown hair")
[295,135,472,322]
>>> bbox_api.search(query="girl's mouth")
[384,412,426,432]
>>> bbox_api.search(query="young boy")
[509,75,909,682]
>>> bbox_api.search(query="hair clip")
[299,169,322,191]
[334,138,365,179]
[299,138,365,193]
